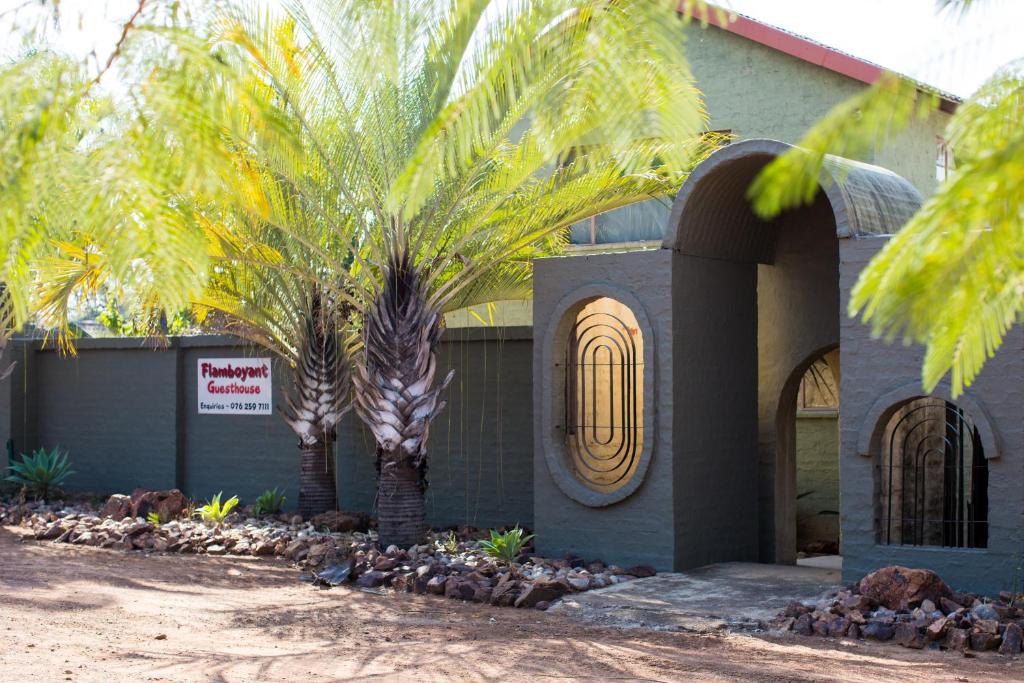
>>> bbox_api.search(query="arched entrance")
[664,139,922,564]
[777,347,841,565]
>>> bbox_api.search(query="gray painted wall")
[337,326,535,530]
[533,250,678,570]
[1,331,535,530]
[795,412,840,550]
[839,238,1024,595]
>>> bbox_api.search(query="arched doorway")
[663,139,922,565]
[776,348,841,566]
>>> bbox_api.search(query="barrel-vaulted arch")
[662,138,923,564]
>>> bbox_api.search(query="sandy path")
[0,526,1019,682]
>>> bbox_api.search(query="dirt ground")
[1,526,1020,682]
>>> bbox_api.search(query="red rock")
[895,622,926,649]
[939,597,964,614]
[130,489,189,521]
[945,628,970,652]
[970,631,1000,651]
[514,578,566,609]
[783,601,810,618]
[444,577,478,601]
[534,601,550,611]
[426,575,446,594]
[857,566,951,611]
[100,494,133,520]
[999,623,1022,655]
[355,570,387,588]
[793,614,813,636]
[926,616,949,640]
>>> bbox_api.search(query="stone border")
[539,283,656,507]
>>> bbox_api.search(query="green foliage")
[195,492,239,527]
[749,5,1024,397]
[440,530,460,555]
[478,526,534,564]
[253,487,286,516]
[96,299,195,337]
[4,446,73,500]
[146,511,163,527]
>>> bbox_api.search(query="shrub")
[5,447,73,500]
[478,526,534,565]
[195,492,239,527]
[253,487,286,516]
[146,511,163,527]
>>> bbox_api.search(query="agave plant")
[479,526,534,565]
[253,487,287,517]
[5,447,74,500]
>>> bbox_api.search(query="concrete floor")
[553,561,842,633]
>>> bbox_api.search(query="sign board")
[198,358,273,415]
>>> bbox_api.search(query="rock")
[514,578,566,609]
[374,557,399,572]
[920,599,936,614]
[783,601,810,618]
[309,511,370,533]
[926,616,949,640]
[626,564,656,578]
[415,564,434,579]
[999,623,1022,655]
[534,601,550,611]
[827,617,849,638]
[445,577,478,601]
[36,523,65,540]
[945,628,970,652]
[568,577,591,591]
[857,566,951,611]
[100,494,134,521]
[861,621,895,641]
[847,623,860,640]
[355,570,387,588]
[793,614,814,636]
[974,618,999,635]
[472,585,493,603]
[252,541,276,557]
[206,544,226,555]
[971,603,1000,622]
[970,631,1000,651]
[895,622,926,649]
[940,596,964,614]
[812,618,829,637]
[491,579,521,607]
[131,489,189,521]
[426,576,447,595]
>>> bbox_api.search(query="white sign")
[198,358,273,415]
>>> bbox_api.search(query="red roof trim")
[703,10,883,85]
[683,5,959,109]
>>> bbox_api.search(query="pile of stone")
[8,494,367,559]
[312,534,654,610]
[777,565,1023,656]
[3,492,652,610]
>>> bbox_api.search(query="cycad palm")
[222,0,718,546]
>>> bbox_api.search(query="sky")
[2,0,1022,98]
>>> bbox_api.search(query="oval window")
[564,297,644,494]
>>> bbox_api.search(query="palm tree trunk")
[299,440,336,519]
[354,254,453,548]
[375,450,426,549]
[282,289,351,519]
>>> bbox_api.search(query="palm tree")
[749,0,1023,397]
[219,0,720,547]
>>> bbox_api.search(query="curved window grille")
[878,397,988,548]
[564,298,644,494]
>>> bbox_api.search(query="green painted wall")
[795,412,840,551]
[570,23,951,244]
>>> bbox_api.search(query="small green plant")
[253,487,286,516]
[146,511,163,527]
[195,492,239,527]
[478,526,534,565]
[4,446,73,500]
[441,530,460,555]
